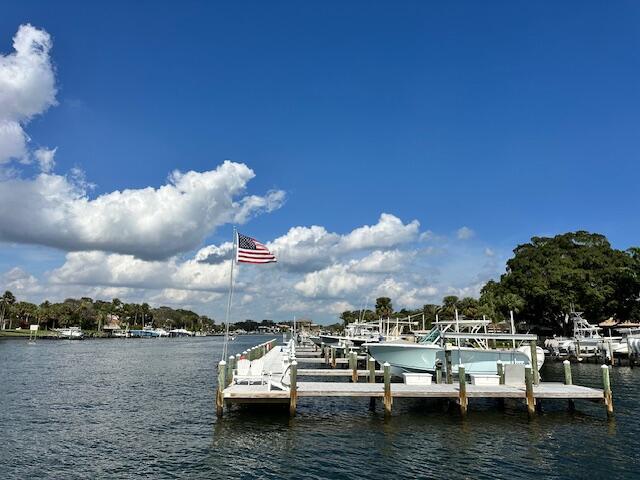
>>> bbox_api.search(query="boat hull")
[319,335,341,346]
[367,343,544,375]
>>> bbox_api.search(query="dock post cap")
[496,360,502,364]
[563,359,570,365]
[383,361,390,366]
[219,360,226,366]
[291,360,298,366]
[601,364,609,369]
[459,363,465,369]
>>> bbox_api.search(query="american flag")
[236,232,277,264]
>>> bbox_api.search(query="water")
[1,335,638,479]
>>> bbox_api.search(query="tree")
[375,297,393,318]
[0,290,16,330]
[482,231,640,332]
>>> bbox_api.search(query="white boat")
[544,311,632,357]
[319,322,381,348]
[168,328,193,337]
[153,327,169,337]
[56,327,84,339]
[365,316,544,376]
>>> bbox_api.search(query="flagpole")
[222,227,237,361]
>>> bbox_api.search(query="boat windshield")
[418,327,441,344]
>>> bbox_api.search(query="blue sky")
[0,2,638,322]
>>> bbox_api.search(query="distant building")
[102,314,122,333]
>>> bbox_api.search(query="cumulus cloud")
[262,214,420,272]
[294,264,373,299]
[350,249,412,273]
[456,226,475,240]
[0,24,57,164]
[0,161,285,260]
[50,250,233,292]
[340,213,419,251]
[1,267,41,295]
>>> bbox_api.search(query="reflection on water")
[0,336,638,479]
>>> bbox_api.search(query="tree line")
[340,231,640,335]
[0,295,215,332]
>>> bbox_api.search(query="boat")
[55,327,84,339]
[365,316,544,376]
[544,311,633,357]
[128,326,169,338]
[168,328,193,337]
[319,322,382,348]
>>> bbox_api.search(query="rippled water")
[1,335,638,479]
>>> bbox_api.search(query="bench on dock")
[234,358,268,385]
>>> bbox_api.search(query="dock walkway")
[217,340,613,418]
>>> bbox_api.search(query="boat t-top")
[365,312,544,376]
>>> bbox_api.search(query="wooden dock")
[216,341,613,419]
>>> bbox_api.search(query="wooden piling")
[608,341,615,366]
[435,362,442,384]
[525,365,535,417]
[563,359,572,385]
[445,347,453,384]
[602,364,613,417]
[227,355,235,387]
[563,360,575,411]
[216,360,226,417]
[383,362,392,415]
[530,340,539,384]
[458,365,468,416]
[368,356,376,383]
[350,352,358,383]
[368,356,376,411]
[497,360,505,385]
[289,360,298,417]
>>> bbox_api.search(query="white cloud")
[194,242,234,264]
[49,250,233,292]
[266,225,340,271]
[350,249,411,273]
[294,264,373,298]
[0,24,57,164]
[484,247,495,257]
[34,147,56,172]
[263,214,420,272]
[1,267,41,295]
[0,161,285,260]
[340,213,419,251]
[456,226,475,240]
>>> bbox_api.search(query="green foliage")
[0,292,215,332]
[375,297,393,317]
[481,231,640,331]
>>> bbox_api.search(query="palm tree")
[375,297,394,318]
[1,291,16,330]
